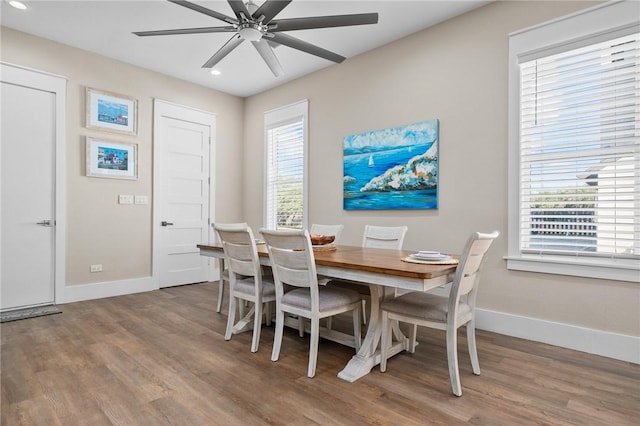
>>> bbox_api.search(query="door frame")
[0,62,67,305]
[152,99,216,289]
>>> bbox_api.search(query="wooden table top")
[197,244,457,281]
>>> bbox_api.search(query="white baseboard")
[61,276,156,304]
[475,308,640,364]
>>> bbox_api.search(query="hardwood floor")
[2,282,638,425]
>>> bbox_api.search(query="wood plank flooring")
[2,282,638,425]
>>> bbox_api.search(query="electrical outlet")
[90,264,102,273]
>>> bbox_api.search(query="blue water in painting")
[343,142,437,210]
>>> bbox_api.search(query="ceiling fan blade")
[252,40,284,77]
[227,0,251,20]
[133,26,236,37]
[168,0,238,25]
[270,32,345,63]
[252,0,292,24]
[202,34,244,68]
[270,13,379,32]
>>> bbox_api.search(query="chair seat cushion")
[381,292,470,322]
[233,277,276,298]
[282,287,361,312]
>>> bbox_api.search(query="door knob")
[161,221,174,227]
[36,220,52,226]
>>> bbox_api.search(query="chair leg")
[298,316,305,337]
[408,324,418,353]
[446,325,462,397]
[216,278,225,313]
[271,309,285,362]
[467,320,480,375]
[361,299,367,325]
[308,317,319,378]
[352,306,362,352]
[380,311,391,372]
[251,300,262,353]
[325,316,333,330]
[265,301,272,327]
[239,300,246,318]
[225,295,236,341]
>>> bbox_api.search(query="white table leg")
[338,284,406,382]
[231,304,256,334]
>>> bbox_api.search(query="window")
[264,100,308,230]
[508,1,640,282]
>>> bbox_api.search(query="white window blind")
[264,100,308,230]
[518,32,640,260]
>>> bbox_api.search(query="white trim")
[509,1,637,37]
[506,256,640,283]
[476,308,640,364]
[0,61,68,81]
[152,99,217,288]
[62,277,156,304]
[0,62,67,305]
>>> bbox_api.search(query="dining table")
[197,243,458,382]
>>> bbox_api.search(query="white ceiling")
[1,0,490,97]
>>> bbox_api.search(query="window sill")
[505,254,640,283]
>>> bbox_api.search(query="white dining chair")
[214,223,276,353]
[326,225,408,327]
[361,225,408,249]
[379,230,499,396]
[310,223,344,243]
[260,228,362,378]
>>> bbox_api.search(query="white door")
[153,100,215,288]
[1,65,66,310]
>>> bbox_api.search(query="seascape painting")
[343,120,439,210]
[97,99,129,126]
[86,88,138,135]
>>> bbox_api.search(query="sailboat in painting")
[368,155,374,167]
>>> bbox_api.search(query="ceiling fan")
[133,0,379,77]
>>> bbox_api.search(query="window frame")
[507,1,640,283]
[263,99,309,231]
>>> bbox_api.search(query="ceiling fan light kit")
[133,0,378,77]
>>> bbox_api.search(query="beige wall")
[1,27,245,285]
[243,1,639,336]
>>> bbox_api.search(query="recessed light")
[8,0,28,10]
[209,69,221,76]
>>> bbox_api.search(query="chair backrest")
[214,223,262,282]
[260,228,318,291]
[362,225,408,249]
[310,224,344,243]
[449,230,499,314]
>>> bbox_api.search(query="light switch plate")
[134,195,149,205]
[119,194,134,204]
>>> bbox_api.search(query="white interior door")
[153,100,215,288]
[1,75,58,310]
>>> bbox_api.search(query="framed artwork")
[86,87,137,135]
[343,119,439,210]
[86,137,138,180]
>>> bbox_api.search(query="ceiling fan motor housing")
[238,22,265,41]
